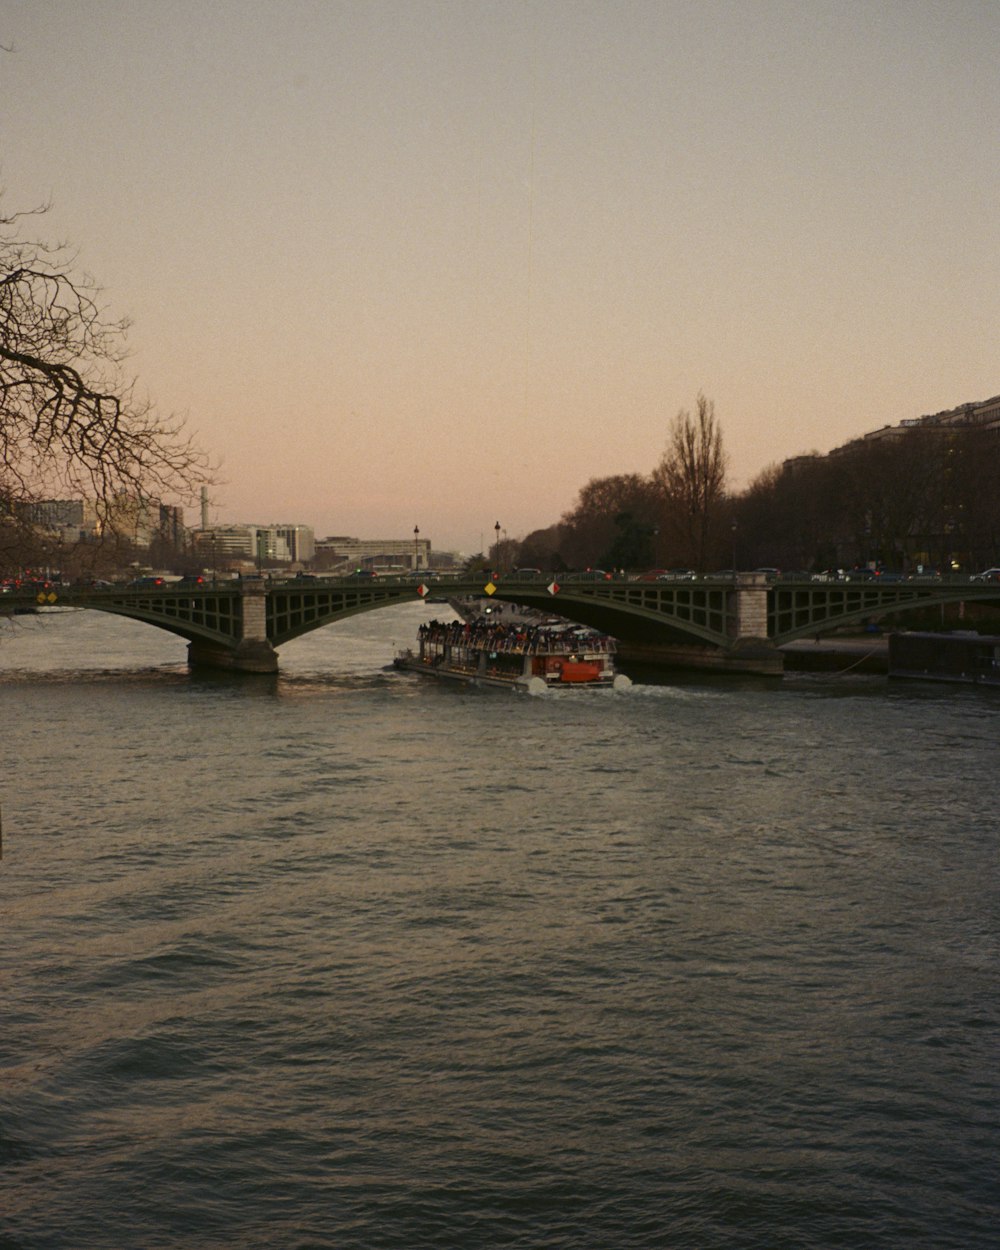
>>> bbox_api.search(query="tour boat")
[393,617,630,692]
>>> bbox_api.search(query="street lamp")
[731,522,738,583]
[494,521,501,572]
[413,525,420,571]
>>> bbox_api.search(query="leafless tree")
[1,202,210,566]
[653,393,727,570]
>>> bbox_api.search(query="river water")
[2,604,998,1249]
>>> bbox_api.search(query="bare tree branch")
[1,201,212,564]
[653,393,728,570]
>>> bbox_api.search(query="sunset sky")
[4,0,998,553]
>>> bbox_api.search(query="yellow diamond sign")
[484,582,497,595]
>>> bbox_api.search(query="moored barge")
[888,631,1000,686]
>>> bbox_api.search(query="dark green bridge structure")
[7,572,1000,675]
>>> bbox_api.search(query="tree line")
[509,402,1000,576]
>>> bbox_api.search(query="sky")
[3,0,998,553]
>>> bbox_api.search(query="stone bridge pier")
[728,573,780,670]
[187,578,279,673]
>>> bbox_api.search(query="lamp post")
[494,521,501,573]
[731,521,738,584]
[413,525,420,571]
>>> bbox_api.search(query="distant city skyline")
[5,1,998,550]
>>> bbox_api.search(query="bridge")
[5,572,1000,675]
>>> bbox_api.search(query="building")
[19,496,184,549]
[19,498,101,543]
[264,524,315,564]
[193,523,315,567]
[193,526,255,561]
[314,534,431,571]
[830,394,1000,454]
[159,504,185,548]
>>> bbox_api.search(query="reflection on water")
[2,603,999,1248]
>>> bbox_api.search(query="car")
[128,576,165,588]
[345,569,377,580]
[971,568,1000,583]
[656,569,697,581]
[568,569,612,581]
[176,574,206,587]
[512,567,543,578]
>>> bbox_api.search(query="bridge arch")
[768,582,1000,644]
